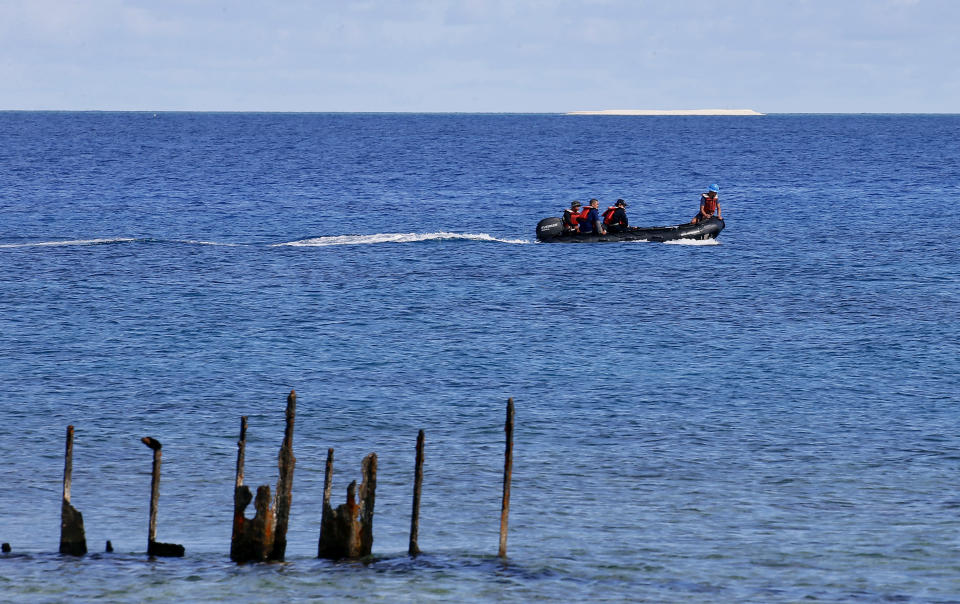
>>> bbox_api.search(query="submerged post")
[409,429,425,556]
[270,390,296,562]
[59,425,87,556]
[141,437,184,557]
[498,398,515,558]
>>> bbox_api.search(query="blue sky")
[1,0,957,112]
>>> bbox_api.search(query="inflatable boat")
[535,216,724,243]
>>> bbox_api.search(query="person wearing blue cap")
[691,184,721,224]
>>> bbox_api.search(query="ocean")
[0,112,958,602]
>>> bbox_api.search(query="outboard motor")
[536,217,564,241]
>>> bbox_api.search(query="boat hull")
[535,216,724,243]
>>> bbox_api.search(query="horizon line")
[1,109,958,115]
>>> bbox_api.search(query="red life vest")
[602,207,617,224]
[701,194,718,215]
[563,209,581,227]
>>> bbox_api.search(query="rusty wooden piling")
[230,415,276,563]
[231,392,296,564]
[318,447,334,553]
[230,416,249,561]
[318,452,378,559]
[59,425,87,556]
[409,429,425,556]
[498,398,515,558]
[141,437,184,557]
[358,453,377,556]
[270,390,296,562]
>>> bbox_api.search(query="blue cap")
[708,183,719,193]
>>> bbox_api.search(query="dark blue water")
[1,112,958,601]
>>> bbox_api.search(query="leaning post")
[498,398,515,558]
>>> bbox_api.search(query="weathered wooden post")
[270,390,296,562]
[59,425,87,556]
[358,453,377,556]
[231,417,275,563]
[498,398,515,558]
[317,451,378,559]
[409,429,425,556]
[141,437,185,557]
[230,416,249,561]
[231,392,297,563]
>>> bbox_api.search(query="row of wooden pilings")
[22,392,517,563]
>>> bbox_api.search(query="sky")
[1,0,957,113]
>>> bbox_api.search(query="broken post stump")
[270,390,297,562]
[59,425,87,556]
[499,398,515,558]
[230,416,276,563]
[409,429,425,556]
[231,391,297,563]
[141,437,185,557]
[317,451,378,560]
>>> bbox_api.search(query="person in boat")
[691,184,721,224]
[562,200,582,233]
[579,198,606,235]
[602,199,629,233]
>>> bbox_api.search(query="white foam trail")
[274,232,530,247]
[173,240,240,247]
[0,237,137,248]
[664,238,721,246]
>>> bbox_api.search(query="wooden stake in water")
[318,451,378,559]
[141,437,184,557]
[270,390,296,562]
[59,425,87,556]
[409,429,425,556]
[498,398,515,558]
[230,416,248,561]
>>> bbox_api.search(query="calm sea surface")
[1,112,958,602]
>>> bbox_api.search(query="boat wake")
[664,238,721,246]
[0,237,139,249]
[274,232,530,247]
[0,237,243,249]
[1,233,531,249]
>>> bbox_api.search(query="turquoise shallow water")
[0,112,958,601]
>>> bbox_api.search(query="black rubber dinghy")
[536,216,724,243]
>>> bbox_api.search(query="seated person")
[561,200,582,232]
[602,199,629,233]
[578,199,606,235]
[691,184,721,224]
